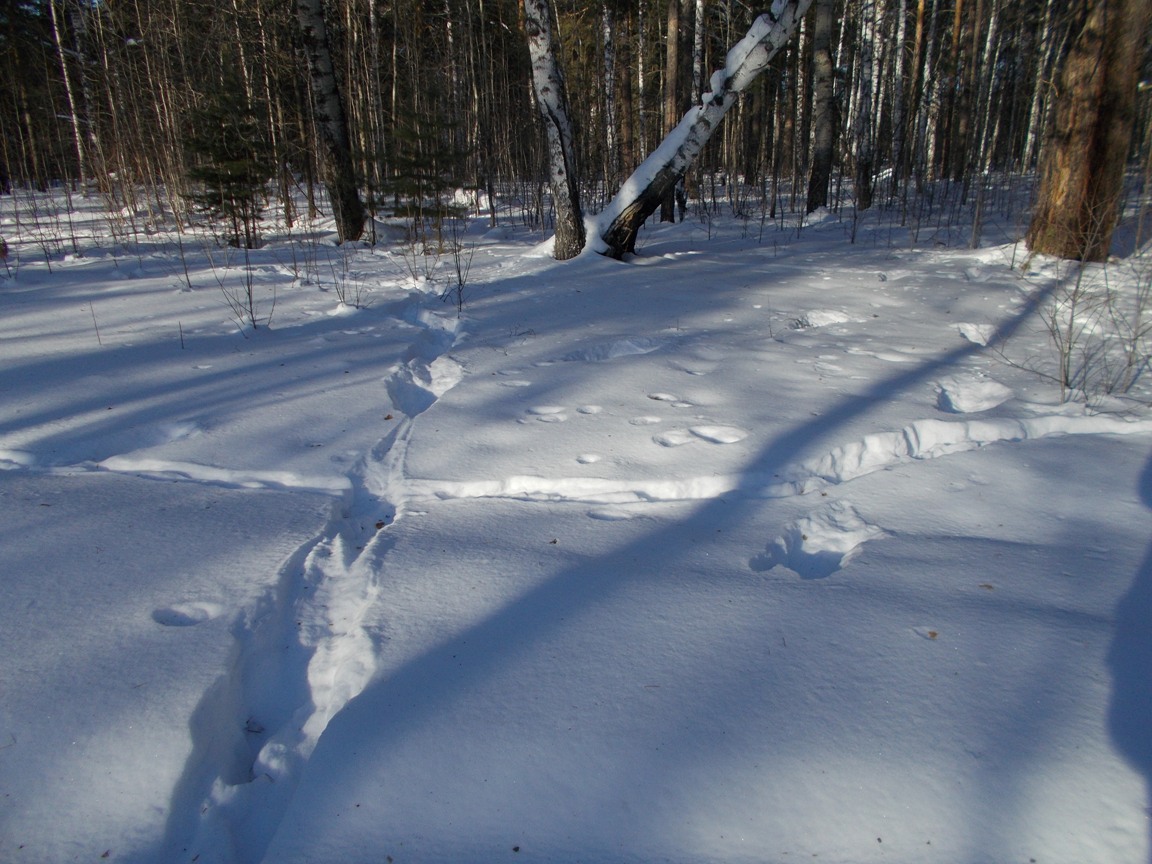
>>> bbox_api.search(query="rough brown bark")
[1026,0,1152,262]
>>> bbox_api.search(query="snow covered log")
[596,0,813,259]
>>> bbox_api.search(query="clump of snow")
[754,499,887,578]
[936,374,1014,413]
[957,321,997,345]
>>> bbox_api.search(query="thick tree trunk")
[805,0,834,213]
[524,0,586,260]
[295,0,365,244]
[1026,0,1152,262]
[597,0,814,258]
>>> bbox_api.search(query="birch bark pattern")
[295,0,365,244]
[524,0,586,260]
[598,0,814,258]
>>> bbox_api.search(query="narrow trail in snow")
[170,297,465,864]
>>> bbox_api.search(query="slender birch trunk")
[295,0,365,243]
[48,0,89,189]
[854,0,877,211]
[524,0,586,259]
[805,0,834,212]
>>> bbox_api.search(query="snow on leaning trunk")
[596,0,814,258]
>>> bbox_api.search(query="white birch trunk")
[1023,0,1058,169]
[603,5,619,181]
[890,0,908,189]
[48,0,89,189]
[916,0,941,184]
[524,0,586,259]
[692,0,706,99]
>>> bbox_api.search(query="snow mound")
[936,375,1014,413]
[957,322,996,345]
[753,500,887,578]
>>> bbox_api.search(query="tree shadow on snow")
[1108,450,1152,861]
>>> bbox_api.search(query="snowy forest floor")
[2,190,1152,864]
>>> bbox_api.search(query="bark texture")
[295,0,365,243]
[1026,0,1152,262]
[805,0,834,213]
[598,0,814,258]
[524,0,586,260]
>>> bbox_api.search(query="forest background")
[3,0,1152,265]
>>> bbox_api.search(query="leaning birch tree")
[524,0,586,260]
[597,0,814,258]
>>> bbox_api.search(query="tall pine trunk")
[295,0,365,244]
[524,0,586,260]
[1026,0,1152,262]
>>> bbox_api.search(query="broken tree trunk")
[596,0,813,258]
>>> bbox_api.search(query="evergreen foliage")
[185,91,274,249]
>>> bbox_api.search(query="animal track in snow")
[525,405,568,423]
[152,601,223,627]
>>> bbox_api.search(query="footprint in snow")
[751,501,887,579]
[648,393,694,408]
[526,405,567,422]
[152,601,223,627]
[653,425,748,447]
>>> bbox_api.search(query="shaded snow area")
[2,201,1152,864]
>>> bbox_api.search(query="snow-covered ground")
[2,193,1151,864]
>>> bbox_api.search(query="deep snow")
[1,192,1151,864]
